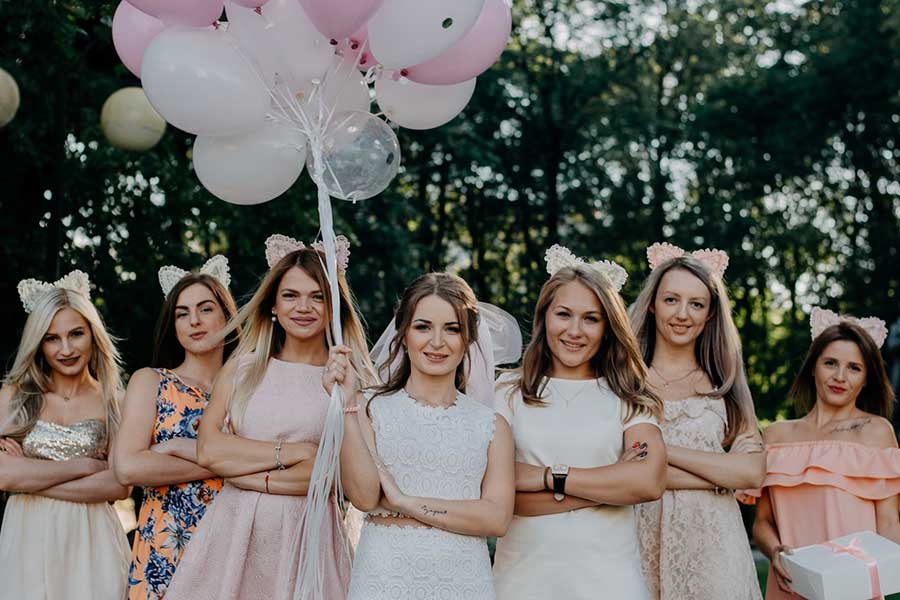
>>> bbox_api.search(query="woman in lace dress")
[630,242,765,600]
[0,274,131,600]
[749,311,900,600]
[164,235,373,600]
[337,272,514,600]
[492,246,666,600]
[115,261,236,600]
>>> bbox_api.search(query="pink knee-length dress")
[164,357,351,600]
[741,440,900,600]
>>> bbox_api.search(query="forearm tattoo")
[421,504,447,517]
[829,418,871,433]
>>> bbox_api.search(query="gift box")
[781,530,900,600]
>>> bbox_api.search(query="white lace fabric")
[367,389,497,517]
[635,397,762,600]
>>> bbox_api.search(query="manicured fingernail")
[632,442,640,448]
[640,442,648,449]
[639,451,648,458]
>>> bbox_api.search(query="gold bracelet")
[343,406,359,414]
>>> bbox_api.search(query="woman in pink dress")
[749,308,900,600]
[631,243,766,600]
[164,235,373,600]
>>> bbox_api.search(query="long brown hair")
[217,248,374,427]
[630,256,753,446]
[514,266,661,421]
[371,272,480,404]
[790,322,895,419]
[152,273,239,369]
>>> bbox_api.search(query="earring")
[271,315,277,322]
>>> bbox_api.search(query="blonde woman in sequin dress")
[115,268,237,600]
[0,278,131,600]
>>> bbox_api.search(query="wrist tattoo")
[421,504,447,517]
[830,418,870,433]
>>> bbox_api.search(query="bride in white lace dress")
[332,272,515,600]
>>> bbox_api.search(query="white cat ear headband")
[158,255,231,297]
[646,241,729,279]
[810,307,887,349]
[264,233,351,273]
[544,244,628,292]
[17,270,91,314]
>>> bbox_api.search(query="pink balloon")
[127,0,224,27]
[404,0,511,86]
[333,27,375,71]
[299,0,383,39]
[112,1,166,78]
[231,0,268,7]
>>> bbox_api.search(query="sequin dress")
[127,369,223,600]
[0,419,131,600]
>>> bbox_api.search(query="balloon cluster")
[111,0,512,205]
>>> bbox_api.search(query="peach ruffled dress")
[740,441,900,600]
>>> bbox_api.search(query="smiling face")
[403,294,466,380]
[41,307,94,377]
[652,267,712,350]
[814,339,867,410]
[545,281,605,379]
[173,283,228,356]
[272,266,328,342]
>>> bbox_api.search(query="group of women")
[0,234,897,600]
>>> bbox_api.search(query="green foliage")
[1,0,897,419]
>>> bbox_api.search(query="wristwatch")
[551,464,569,501]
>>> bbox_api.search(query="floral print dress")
[127,369,223,600]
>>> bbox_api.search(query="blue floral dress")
[127,369,222,600]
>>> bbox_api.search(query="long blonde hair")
[514,266,661,421]
[1,288,124,442]
[629,256,753,446]
[219,248,375,427]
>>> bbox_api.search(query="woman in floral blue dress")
[114,264,236,599]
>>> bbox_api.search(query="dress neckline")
[36,417,105,430]
[270,356,326,369]
[161,368,210,398]
[401,389,460,411]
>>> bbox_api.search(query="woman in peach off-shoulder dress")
[747,309,900,600]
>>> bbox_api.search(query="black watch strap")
[552,472,567,496]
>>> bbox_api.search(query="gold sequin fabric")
[22,419,108,461]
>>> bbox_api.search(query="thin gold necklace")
[651,365,700,388]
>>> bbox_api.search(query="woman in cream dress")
[0,274,130,600]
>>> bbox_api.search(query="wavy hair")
[217,248,375,428]
[513,266,661,422]
[2,288,124,442]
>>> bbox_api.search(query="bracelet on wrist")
[274,440,285,471]
[543,466,551,491]
[264,471,271,494]
[343,406,359,414]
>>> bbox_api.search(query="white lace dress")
[347,389,498,600]
[634,397,762,600]
[492,376,658,600]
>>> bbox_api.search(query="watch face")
[551,464,569,475]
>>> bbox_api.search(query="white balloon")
[141,26,269,136]
[375,77,475,130]
[0,67,20,127]
[101,87,167,151]
[224,1,278,88]
[315,56,371,115]
[194,119,308,205]
[368,0,485,69]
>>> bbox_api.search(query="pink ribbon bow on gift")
[824,538,882,599]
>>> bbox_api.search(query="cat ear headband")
[17,270,91,314]
[810,307,887,349]
[646,242,729,279]
[158,255,231,297]
[544,244,627,292]
[264,234,351,273]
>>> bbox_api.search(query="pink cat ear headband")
[809,307,887,349]
[646,242,729,279]
[264,234,351,273]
